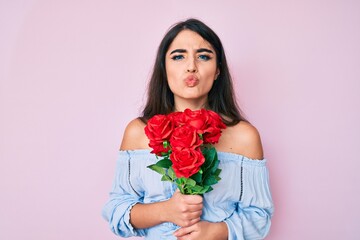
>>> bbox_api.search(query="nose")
[186,57,197,73]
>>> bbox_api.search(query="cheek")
[166,64,182,85]
[166,66,175,80]
[201,65,218,80]
[200,67,217,90]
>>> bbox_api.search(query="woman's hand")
[129,190,202,229]
[173,221,228,240]
[162,190,203,227]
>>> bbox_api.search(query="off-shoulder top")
[102,149,273,240]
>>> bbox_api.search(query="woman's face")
[165,30,219,109]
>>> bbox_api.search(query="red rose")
[144,115,174,155]
[207,110,226,129]
[145,115,173,141]
[202,110,226,144]
[180,109,226,144]
[202,127,222,144]
[182,108,209,134]
[170,125,203,149]
[170,147,205,178]
[148,140,169,156]
[168,111,186,127]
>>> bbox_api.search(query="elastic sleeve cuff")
[224,217,243,240]
[122,201,146,236]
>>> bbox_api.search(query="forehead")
[167,30,214,52]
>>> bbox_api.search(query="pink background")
[1,0,359,239]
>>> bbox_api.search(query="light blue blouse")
[102,149,273,240]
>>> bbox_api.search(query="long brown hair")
[140,18,247,126]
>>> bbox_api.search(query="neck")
[173,97,208,112]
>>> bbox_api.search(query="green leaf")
[185,178,196,187]
[161,175,172,182]
[190,185,203,192]
[195,185,210,195]
[209,158,220,173]
[191,172,202,183]
[168,167,176,180]
[206,186,213,193]
[175,181,186,194]
[203,185,212,194]
[161,151,170,157]
[214,168,222,176]
[204,175,218,185]
[202,147,217,171]
[183,184,213,195]
[176,177,185,185]
[208,147,217,159]
[147,164,166,175]
[214,168,222,181]
[156,158,172,168]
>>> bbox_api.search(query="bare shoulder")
[217,121,264,159]
[120,118,150,150]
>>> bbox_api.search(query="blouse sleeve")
[102,151,146,237]
[224,158,274,240]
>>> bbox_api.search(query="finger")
[177,235,191,240]
[178,203,202,214]
[177,236,190,240]
[183,195,203,204]
[181,210,202,221]
[187,212,202,220]
[190,217,201,225]
[174,225,194,238]
[185,204,203,213]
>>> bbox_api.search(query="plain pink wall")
[1,0,359,239]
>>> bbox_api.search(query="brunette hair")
[140,18,247,126]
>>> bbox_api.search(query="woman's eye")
[198,55,211,61]
[171,55,184,61]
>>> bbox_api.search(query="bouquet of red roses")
[145,108,226,195]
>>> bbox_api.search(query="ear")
[215,68,220,80]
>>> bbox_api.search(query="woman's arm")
[174,122,273,240]
[223,123,273,239]
[120,119,203,229]
[174,221,228,240]
[130,190,203,229]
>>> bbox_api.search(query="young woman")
[102,19,274,240]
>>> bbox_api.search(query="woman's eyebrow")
[197,48,214,54]
[169,48,214,55]
[170,49,187,55]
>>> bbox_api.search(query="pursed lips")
[185,75,199,87]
